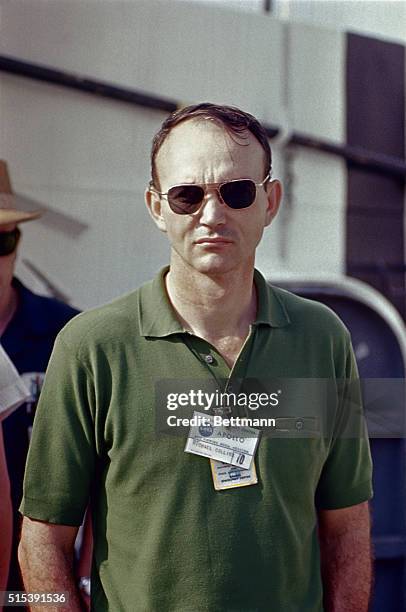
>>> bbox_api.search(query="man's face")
[146,119,281,276]
[0,223,18,298]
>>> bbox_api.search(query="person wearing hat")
[0,343,30,594]
[0,189,42,337]
[0,161,79,595]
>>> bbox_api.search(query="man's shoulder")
[14,277,79,331]
[56,283,147,352]
[29,290,78,320]
[269,283,350,340]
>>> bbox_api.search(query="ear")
[145,188,167,233]
[264,179,282,227]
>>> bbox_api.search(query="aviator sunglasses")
[0,228,20,256]
[150,173,271,215]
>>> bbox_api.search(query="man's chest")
[95,334,334,490]
[203,334,247,369]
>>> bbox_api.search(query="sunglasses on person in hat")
[0,180,42,257]
[0,227,21,257]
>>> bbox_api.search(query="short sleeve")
[19,335,97,526]
[315,340,373,510]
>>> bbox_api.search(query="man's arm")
[318,501,372,612]
[0,426,12,590]
[18,517,84,612]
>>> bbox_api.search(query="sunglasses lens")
[167,185,205,214]
[0,230,19,256]
[220,180,256,209]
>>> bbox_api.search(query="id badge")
[184,411,260,470]
[210,459,258,490]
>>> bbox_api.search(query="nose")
[198,188,226,227]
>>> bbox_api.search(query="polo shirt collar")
[139,267,184,338]
[139,266,290,338]
[253,268,290,328]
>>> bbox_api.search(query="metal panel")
[274,276,406,612]
[346,33,406,318]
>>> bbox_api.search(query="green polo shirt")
[20,268,372,612]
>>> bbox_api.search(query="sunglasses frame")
[0,227,21,257]
[150,173,271,214]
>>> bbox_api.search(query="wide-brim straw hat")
[0,194,42,224]
[0,160,42,225]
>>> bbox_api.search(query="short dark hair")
[150,102,272,189]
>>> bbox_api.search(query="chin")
[189,255,242,276]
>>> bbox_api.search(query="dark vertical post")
[346,34,406,318]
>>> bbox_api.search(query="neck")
[166,257,257,341]
[0,285,17,336]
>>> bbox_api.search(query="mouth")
[195,237,234,245]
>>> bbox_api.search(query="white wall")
[0,0,348,308]
[169,0,406,44]
[274,0,406,45]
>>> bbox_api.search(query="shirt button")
[204,354,214,364]
[295,419,304,431]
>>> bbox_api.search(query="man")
[0,343,30,593]
[0,164,79,595]
[19,104,373,611]
[0,424,12,594]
